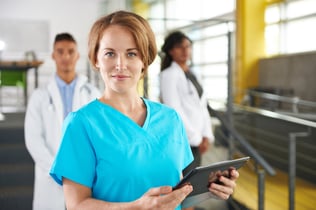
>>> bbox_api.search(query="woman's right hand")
[63,177,192,210]
[135,185,193,210]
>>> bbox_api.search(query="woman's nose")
[115,55,126,71]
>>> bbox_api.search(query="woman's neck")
[101,93,146,126]
[176,61,189,72]
[103,91,144,112]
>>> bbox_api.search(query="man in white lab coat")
[24,33,100,210]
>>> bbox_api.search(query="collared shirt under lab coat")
[24,74,101,210]
[160,61,214,147]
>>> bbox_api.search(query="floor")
[0,111,33,210]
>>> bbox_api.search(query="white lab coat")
[24,74,101,210]
[160,61,214,147]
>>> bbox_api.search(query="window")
[265,0,316,55]
[147,0,235,105]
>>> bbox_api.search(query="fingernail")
[185,184,193,192]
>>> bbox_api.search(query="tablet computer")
[173,156,250,208]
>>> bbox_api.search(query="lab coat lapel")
[47,78,64,126]
[72,75,87,111]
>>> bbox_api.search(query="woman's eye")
[127,52,137,57]
[105,52,114,57]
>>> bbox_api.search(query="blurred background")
[0,0,315,210]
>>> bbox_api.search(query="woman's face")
[169,38,192,65]
[96,25,144,95]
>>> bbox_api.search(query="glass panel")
[203,77,228,100]
[286,0,316,19]
[286,17,316,53]
[201,0,235,19]
[265,4,281,24]
[192,41,203,64]
[200,64,228,77]
[166,0,197,29]
[202,23,230,37]
[147,60,161,101]
[146,0,233,102]
[193,37,228,63]
[148,3,165,34]
[195,64,228,101]
[265,24,280,55]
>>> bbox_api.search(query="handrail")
[207,104,276,176]
[248,90,316,109]
[234,104,316,128]
[233,103,315,210]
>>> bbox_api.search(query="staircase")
[213,106,316,210]
[0,112,34,210]
[232,157,316,210]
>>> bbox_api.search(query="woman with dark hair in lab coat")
[160,31,214,177]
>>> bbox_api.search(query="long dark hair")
[160,31,192,71]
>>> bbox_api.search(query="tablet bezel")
[174,156,250,208]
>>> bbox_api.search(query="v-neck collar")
[95,97,150,129]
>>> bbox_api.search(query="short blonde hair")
[88,10,157,74]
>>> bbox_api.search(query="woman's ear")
[140,70,145,79]
[95,61,100,68]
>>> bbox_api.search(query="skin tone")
[96,25,146,124]
[168,38,210,155]
[62,25,239,210]
[52,40,79,84]
[168,38,192,72]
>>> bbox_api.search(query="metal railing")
[233,104,316,210]
[207,104,276,210]
[247,90,316,114]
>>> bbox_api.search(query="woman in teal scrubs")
[50,10,239,210]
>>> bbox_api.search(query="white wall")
[0,0,127,91]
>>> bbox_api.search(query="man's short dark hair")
[54,33,77,44]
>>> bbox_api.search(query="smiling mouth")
[113,75,129,79]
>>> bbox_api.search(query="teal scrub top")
[50,98,193,209]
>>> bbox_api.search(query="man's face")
[52,40,79,74]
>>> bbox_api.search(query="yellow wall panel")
[235,0,266,103]
[131,0,150,96]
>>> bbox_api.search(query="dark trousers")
[183,146,201,176]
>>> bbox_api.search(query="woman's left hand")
[208,169,239,200]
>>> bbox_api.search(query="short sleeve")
[50,112,96,187]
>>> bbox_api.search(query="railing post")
[226,30,234,159]
[288,129,310,210]
[258,169,265,210]
[288,133,296,210]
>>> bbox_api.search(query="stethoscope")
[48,85,92,111]
[48,96,54,111]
